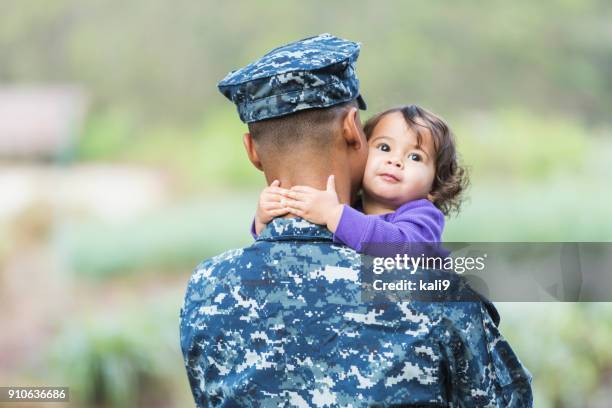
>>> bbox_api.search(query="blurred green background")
[1,1,611,407]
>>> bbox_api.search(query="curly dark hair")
[363,105,469,216]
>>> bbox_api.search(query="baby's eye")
[376,143,390,152]
[408,153,422,162]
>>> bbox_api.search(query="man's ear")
[243,132,263,171]
[341,107,366,151]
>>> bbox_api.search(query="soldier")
[180,33,533,407]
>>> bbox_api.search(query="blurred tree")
[1,0,611,123]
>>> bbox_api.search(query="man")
[180,34,533,407]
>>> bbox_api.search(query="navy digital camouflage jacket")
[180,218,533,407]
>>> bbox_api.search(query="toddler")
[254,104,468,254]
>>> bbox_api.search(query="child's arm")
[253,180,291,236]
[283,176,443,253]
[333,201,444,252]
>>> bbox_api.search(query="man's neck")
[267,161,352,205]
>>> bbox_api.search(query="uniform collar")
[256,217,333,242]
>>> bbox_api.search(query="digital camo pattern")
[180,218,533,407]
[217,33,366,123]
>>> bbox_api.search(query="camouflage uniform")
[180,34,533,407]
[180,219,533,407]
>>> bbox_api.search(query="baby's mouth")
[379,173,401,183]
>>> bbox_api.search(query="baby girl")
[254,104,468,254]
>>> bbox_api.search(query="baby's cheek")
[362,161,378,187]
[360,173,376,196]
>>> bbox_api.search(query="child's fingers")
[262,193,289,203]
[286,207,304,217]
[270,179,281,187]
[282,198,307,211]
[282,190,310,201]
[266,187,291,196]
[267,208,289,217]
[262,200,290,210]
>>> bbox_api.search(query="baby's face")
[363,112,436,208]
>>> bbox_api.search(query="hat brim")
[357,95,367,110]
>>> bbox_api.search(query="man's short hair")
[247,100,358,152]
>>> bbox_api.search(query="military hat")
[218,33,367,123]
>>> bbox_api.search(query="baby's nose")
[387,158,403,168]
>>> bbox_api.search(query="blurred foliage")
[444,178,612,242]
[1,0,612,123]
[75,107,256,191]
[3,0,610,191]
[63,192,254,278]
[47,295,188,407]
[455,108,589,180]
[498,303,612,407]
[76,109,136,161]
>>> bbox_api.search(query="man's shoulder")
[202,239,358,267]
[196,247,247,269]
[187,247,246,282]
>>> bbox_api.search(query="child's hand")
[283,175,344,232]
[255,180,291,234]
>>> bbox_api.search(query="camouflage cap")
[217,33,367,123]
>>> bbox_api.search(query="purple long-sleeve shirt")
[333,198,444,253]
